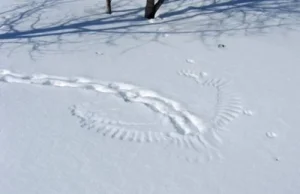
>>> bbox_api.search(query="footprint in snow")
[200,72,208,77]
[0,68,247,162]
[95,51,104,55]
[156,28,169,37]
[243,109,253,116]
[266,132,277,139]
[186,59,196,64]
[157,27,164,32]
[218,44,226,48]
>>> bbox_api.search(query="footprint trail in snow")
[0,69,245,159]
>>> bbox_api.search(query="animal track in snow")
[186,59,196,64]
[177,69,244,133]
[0,69,244,157]
[266,132,277,138]
[243,109,253,116]
[95,51,104,55]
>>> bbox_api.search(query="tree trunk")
[145,0,164,19]
[106,0,112,14]
[145,0,155,19]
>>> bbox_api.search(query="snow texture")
[1,0,300,194]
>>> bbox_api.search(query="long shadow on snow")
[0,0,299,57]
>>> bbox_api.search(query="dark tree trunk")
[145,0,155,18]
[106,0,112,14]
[145,0,164,19]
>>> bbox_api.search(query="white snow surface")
[1,0,300,193]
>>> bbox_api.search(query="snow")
[1,0,300,193]
[266,132,277,139]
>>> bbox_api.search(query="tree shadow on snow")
[0,0,299,58]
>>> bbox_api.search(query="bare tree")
[106,0,164,19]
[106,0,112,14]
[1,0,299,58]
[145,0,164,19]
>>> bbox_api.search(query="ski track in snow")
[0,69,244,157]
